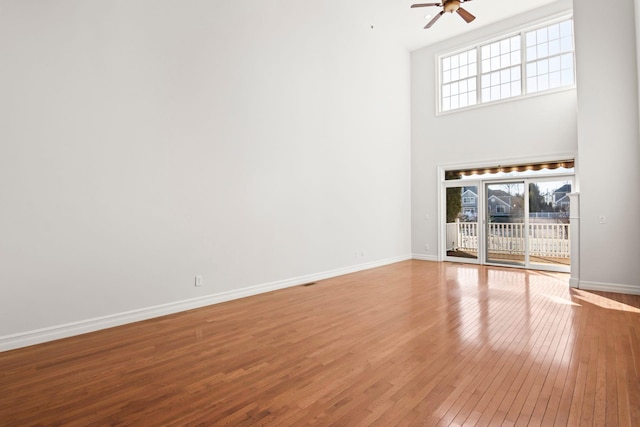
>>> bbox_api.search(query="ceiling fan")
[411,0,476,29]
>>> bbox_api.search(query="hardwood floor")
[1,260,639,426]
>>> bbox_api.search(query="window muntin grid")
[480,35,522,103]
[441,49,478,112]
[438,17,574,113]
[525,19,574,93]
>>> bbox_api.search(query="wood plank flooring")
[1,260,639,426]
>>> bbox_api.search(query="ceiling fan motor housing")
[444,1,461,14]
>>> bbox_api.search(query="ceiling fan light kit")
[411,0,476,29]
[443,1,461,13]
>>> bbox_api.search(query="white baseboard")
[0,255,412,353]
[412,254,439,262]
[578,281,640,296]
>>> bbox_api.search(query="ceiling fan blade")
[425,11,445,29]
[411,3,442,8]
[457,7,476,23]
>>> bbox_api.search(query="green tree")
[446,187,462,223]
[529,183,549,213]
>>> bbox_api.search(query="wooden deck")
[1,260,639,425]
[448,250,571,266]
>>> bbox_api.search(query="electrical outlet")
[195,275,203,287]
[425,244,430,251]
[598,215,606,224]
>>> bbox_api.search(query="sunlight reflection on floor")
[546,295,581,306]
[572,289,640,313]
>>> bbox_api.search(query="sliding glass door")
[445,184,479,262]
[527,179,572,269]
[486,182,525,266]
[442,173,573,273]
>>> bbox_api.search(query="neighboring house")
[553,184,572,211]
[461,187,478,219]
[460,187,525,219]
[487,194,513,216]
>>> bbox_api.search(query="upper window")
[439,17,574,113]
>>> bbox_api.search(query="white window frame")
[437,13,575,114]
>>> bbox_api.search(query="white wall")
[411,1,578,259]
[573,0,640,292]
[0,1,411,343]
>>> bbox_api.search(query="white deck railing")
[446,222,570,258]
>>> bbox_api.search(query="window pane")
[469,90,477,104]
[511,50,521,65]
[561,68,574,85]
[538,59,549,74]
[561,36,572,52]
[491,56,500,71]
[491,85,500,101]
[526,31,536,47]
[491,71,500,86]
[460,93,469,107]
[491,42,500,58]
[501,53,510,68]
[511,81,522,96]
[538,74,549,91]
[527,46,537,61]
[482,88,490,102]
[501,82,511,98]
[512,65,521,81]
[511,35,520,50]
[443,57,451,71]
[537,43,548,58]
[537,28,548,43]
[481,74,490,88]
[560,20,572,37]
[469,49,477,63]
[500,39,510,52]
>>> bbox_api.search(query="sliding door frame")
[438,156,577,273]
[442,179,483,264]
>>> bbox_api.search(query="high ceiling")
[368,0,563,50]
